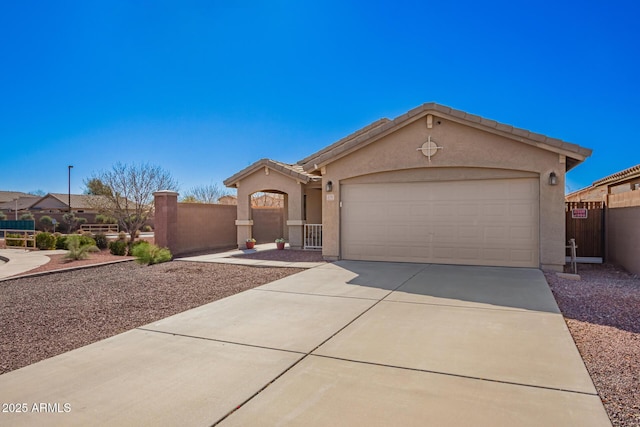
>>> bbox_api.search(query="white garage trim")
[341,178,539,268]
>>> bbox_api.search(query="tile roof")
[0,196,39,210]
[0,191,32,204]
[592,164,640,187]
[224,159,321,188]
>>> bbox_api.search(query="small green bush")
[142,225,153,232]
[55,235,68,250]
[95,214,117,224]
[93,233,109,250]
[19,212,34,221]
[36,232,57,250]
[39,215,54,232]
[108,239,128,256]
[79,233,96,247]
[131,243,172,265]
[65,235,99,260]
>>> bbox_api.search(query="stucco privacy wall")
[607,206,640,275]
[252,207,285,243]
[319,116,567,270]
[606,191,640,275]
[154,191,285,255]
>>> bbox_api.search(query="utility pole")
[68,165,74,213]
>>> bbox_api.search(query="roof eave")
[223,159,314,188]
[300,102,592,173]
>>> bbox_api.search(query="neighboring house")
[566,164,640,204]
[224,103,592,271]
[218,195,238,205]
[0,195,40,213]
[0,191,32,204]
[29,193,104,214]
[217,193,285,207]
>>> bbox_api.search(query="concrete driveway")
[0,261,610,426]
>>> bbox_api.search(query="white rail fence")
[304,224,322,250]
[80,224,119,233]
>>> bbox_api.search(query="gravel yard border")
[1,261,304,375]
[545,264,640,427]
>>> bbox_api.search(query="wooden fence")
[565,201,604,258]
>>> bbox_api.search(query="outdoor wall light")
[326,181,333,192]
[549,171,558,186]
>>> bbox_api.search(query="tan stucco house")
[224,103,592,271]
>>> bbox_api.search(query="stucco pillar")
[540,165,567,272]
[235,188,253,249]
[286,184,305,249]
[153,190,178,253]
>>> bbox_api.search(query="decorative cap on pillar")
[153,190,179,197]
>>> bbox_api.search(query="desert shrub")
[142,225,153,232]
[108,239,128,256]
[65,235,99,260]
[93,233,109,249]
[39,215,54,231]
[36,232,57,250]
[0,211,6,220]
[55,235,68,249]
[118,231,127,241]
[132,243,172,265]
[95,214,117,224]
[19,212,34,221]
[78,234,96,247]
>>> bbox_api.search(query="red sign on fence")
[571,208,588,219]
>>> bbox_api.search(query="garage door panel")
[341,179,539,268]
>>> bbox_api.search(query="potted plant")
[245,238,256,249]
[275,238,286,250]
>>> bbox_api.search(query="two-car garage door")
[341,178,539,268]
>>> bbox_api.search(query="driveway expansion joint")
[310,354,600,397]
[252,287,381,301]
[212,265,431,425]
[135,327,306,356]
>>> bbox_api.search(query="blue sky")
[1,0,638,196]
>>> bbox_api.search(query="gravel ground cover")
[234,248,327,263]
[0,261,303,375]
[545,264,640,427]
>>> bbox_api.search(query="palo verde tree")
[85,162,179,243]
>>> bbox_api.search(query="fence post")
[154,191,179,253]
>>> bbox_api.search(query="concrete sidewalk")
[0,262,610,426]
[0,249,67,279]
[176,243,326,268]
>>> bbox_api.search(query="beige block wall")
[608,191,640,208]
[252,207,285,243]
[606,206,640,275]
[174,203,237,255]
[320,116,566,270]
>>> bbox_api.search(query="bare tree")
[251,192,284,207]
[181,183,229,204]
[85,163,178,243]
